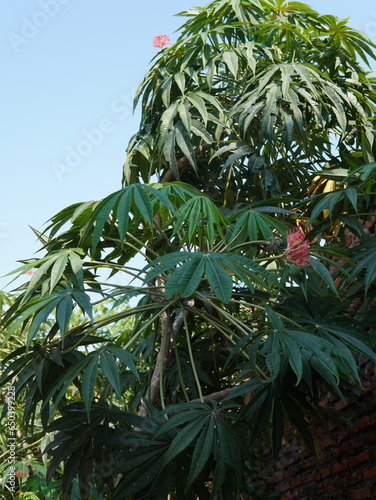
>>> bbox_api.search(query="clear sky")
[1,0,376,290]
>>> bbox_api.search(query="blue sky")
[1,0,376,290]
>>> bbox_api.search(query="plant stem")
[183,310,204,403]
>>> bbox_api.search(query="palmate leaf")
[112,459,162,500]
[171,195,229,245]
[100,350,121,398]
[81,357,98,418]
[261,332,281,380]
[309,257,340,298]
[144,251,275,302]
[187,414,215,486]
[153,401,244,496]
[110,426,176,499]
[205,258,233,303]
[45,402,133,494]
[1,287,79,348]
[323,325,376,363]
[228,208,285,244]
[69,183,176,252]
[161,415,208,467]
[3,249,84,301]
[56,295,73,340]
[349,238,376,294]
[228,301,345,390]
[309,190,345,222]
[165,257,205,299]
[281,294,376,373]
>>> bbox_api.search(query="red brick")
[348,487,372,499]
[363,465,376,480]
[368,412,376,425]
[352,415,371,434]
[334,398,350,411]
[332,445,343,457]
[280,494,298,500]
[289,477,302,489]
[344,470,362,487]
[368,430,376,441]
[279,494,295,500]
[319,397,330,407]
[320,467,331,478]
[349,450,370,467]
[307,471,321,482]
[331,459,349,474]
[338,429,350,441]
[274,469,294,483]
[301,456,316,469]
[342,434,366,453]
[326,483,337,493]
[319,437,336,450]
[278,482,292,493]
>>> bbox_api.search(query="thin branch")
[192,387,238,404]
[139,299,194,417]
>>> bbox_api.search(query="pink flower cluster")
[152,35,171,49]
[15,470,28,478]
[284,228,311,266]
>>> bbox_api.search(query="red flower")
[152,35,171,49]
[284,228,311,266]
[15,470,28,478]
[25,269,35,275]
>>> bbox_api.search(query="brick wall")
[254,357,376,499]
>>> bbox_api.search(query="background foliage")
[1,0,376,498]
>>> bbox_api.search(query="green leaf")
[91,192,122,252]
[186,93,208,125]
[344,187,358,212]
[175,121,197,171]
[261,83,279,137]
[106,346,141,382]
[115,188,132,245]
[327,326,376,362]
[133,184,154,228]
[166,256,205,299]
[56,295,73,343]
[100,350,121,399]
[162,75,173,108]
[225,378,264,399]
[223,50,238,78]
[143,252,192,283]
[81,356,99,418]
[69,251,84,288]
[155,405,209,437]
[27,297,61,347]
[187,415,215,486]
[309,191,344,222]
[205,257,233,303]
[161,415,208,467]
[72,291,93,320]
[310,258,340,297]
[282,335,303,384]
[178,100,192,132]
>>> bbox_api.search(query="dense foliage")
[2,0,376,498]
